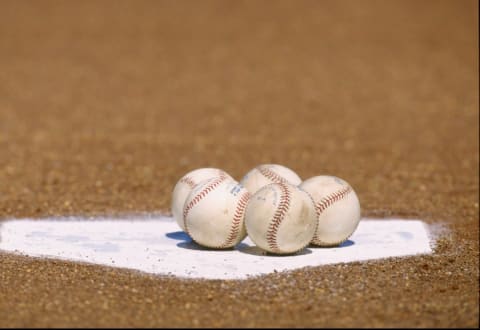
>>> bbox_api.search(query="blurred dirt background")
[0,0,478,327]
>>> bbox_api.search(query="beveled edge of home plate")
[0,214,435,280]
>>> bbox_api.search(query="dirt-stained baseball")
[299,175,361,247]
[240,164,302,195]
[171,168,234,231]
[244,182,317,255]
[183,177,250,249]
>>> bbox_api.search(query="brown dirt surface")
[0,0,478,327]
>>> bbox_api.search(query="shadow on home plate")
[176,240,236,251]
[168,230,317,256]
[165,231,191,241]
[237,243,313,256]
[0,215,435,280]
[309,240,355,248]
[165,231,242,252]
[167,230,352,255]
[173,235,314,256]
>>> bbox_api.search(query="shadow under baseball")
[308,239,355,249]
[165,231,191,242]
[176,240,237,251]
[236,243,313,257]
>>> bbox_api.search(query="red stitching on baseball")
[183,176,228,234]
[266,183,291,253]
[180,170,227,189]
[312,185,352,242]
[219,190,251,248]
[179,176,196,189]
[258,166,288,183]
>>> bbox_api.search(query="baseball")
[299,175,361,247]
[171,167,234,231]
[240,164,302,195]
[244,182,317,255]
[183,177,251,249]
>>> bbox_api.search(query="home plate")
[0,215,434,280]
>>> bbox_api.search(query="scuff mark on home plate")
[0,215,434,280]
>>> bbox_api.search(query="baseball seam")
[258,166,288,184]
[266,183,291,253]
[218,190,251,248]
[179,176,196,189]
[183,176,228,235]
[312,185,352,245]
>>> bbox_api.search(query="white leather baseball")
[240,164,302,195]
[183,177,250,249]
[171,168,234,231]
[299,175,361,247]
[244,182,317,255]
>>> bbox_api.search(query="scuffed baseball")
[171,168,234,231]
[245,182,317,255]
[183,177,250,249]
[240,164,302,195]
[299,175,361,247]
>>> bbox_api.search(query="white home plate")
[0,216,434,280]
